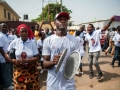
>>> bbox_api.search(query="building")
[79,17,120,30]
[0,21,37,31]
[0,0,20,21]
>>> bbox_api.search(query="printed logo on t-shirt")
[91,38,98,47]
[91,38,95,46]
[79,40,83,46]
[55,47,66,55]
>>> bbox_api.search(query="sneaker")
[89,74,94,79]
[4,85,14,90]
[40,69,44,73]
[89,72,94,79]
[80,72,84,75]
[75,71,80,75]
[97,72,103,79]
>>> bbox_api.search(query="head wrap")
[17,24,34,39]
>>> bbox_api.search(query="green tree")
[32,3,72,22]
[31,19,36,22]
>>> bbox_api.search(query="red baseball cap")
[55,12,70,20]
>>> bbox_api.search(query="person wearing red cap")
[42,12,80,90]
[6,24,40,90]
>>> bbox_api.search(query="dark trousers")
[0,64,4,85]
[102,39,109,51]
[0,63,12,88]
[111,46,120,66]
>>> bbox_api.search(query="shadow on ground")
[98,71,120,82]
[99,55,113,58]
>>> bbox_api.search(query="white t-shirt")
[85,29,101,52]
[73,31,85,38]
[7,38,38,60]
[112,33,120,47]
[13,35,19,39]
[9,34,14,41]
[37,39,44,50]
[0,32,11,63]
[76,36,85,56]
[42,33,80,90]
[37,39,44,61]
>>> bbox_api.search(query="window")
[8,12,11,20]
[4,9,6,18]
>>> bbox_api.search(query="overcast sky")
[5,0,120,24]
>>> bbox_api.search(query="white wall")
[81,20,120,30]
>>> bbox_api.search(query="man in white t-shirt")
[42,12,80,90]
[0,23,14,89]
[85,16,114,79]
[111,26,120,67]
[73,25,85,38]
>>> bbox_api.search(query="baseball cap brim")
[55,12,69,20]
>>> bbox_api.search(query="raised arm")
[49,22,54,34]
[39,22,44,31]
[101,16,114,31]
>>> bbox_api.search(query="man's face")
[35,25,38,30]
[41,33,45,40]
[0,24,8,34]
[87,25,93,33]
[45,28,49,33]
[55,16,68,31]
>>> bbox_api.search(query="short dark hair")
[75,31,81,36]
[89,24,95,30]
[117,26,120,30]
[112,27,116,31]
[38,32,45,37]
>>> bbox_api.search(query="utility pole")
[48,0,50,21]
[42,0,44,20]
[60,0,62,12]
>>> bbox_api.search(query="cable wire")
[17,0,41,12]
[18,8,41,14]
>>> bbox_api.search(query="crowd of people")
[0,12,119,90]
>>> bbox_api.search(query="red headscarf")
[17,24,34,40]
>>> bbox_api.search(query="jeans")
[0,63,12,88]
[0,64,4,85]
[88,51,102,73]
[111,46,120,66]
[102,39,109,51]
[79,57,83,68]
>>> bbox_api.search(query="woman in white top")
[6,24,40,90]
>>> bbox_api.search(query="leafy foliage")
[31,3,72,22]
